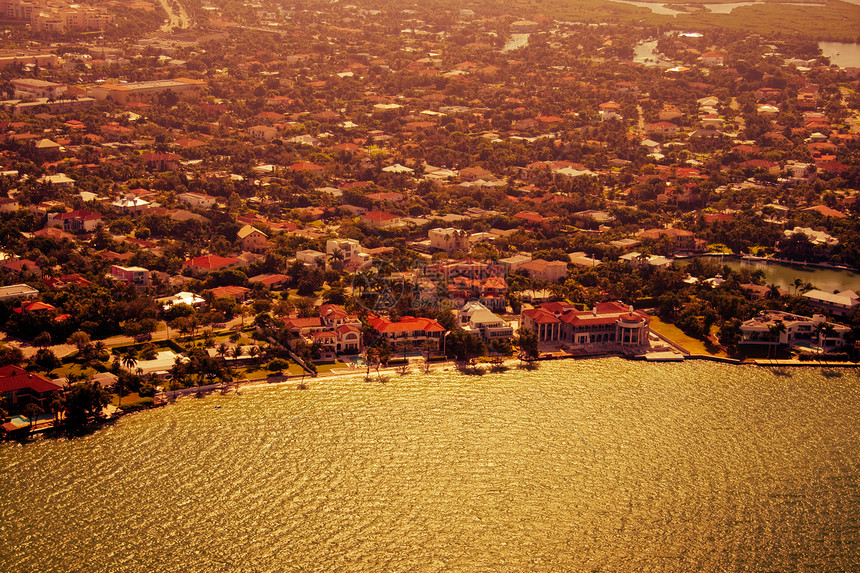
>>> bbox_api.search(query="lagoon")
[820,41,860,68]
[684,256,860,293]
[612,0,827,16]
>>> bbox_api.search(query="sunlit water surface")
[2,359,859,572]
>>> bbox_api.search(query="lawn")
[211,332,255,346]
[314,360,347,373]
[50,362,99,378]
[112,392,143,407]
[238,361,306,379]
[649,317,727,357]
[237,366,271,380]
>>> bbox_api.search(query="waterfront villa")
[283,305,364,359]
[458,301,514,342]
[521,301,650,352]
[366,315,446,350]
[802,289,859,317]
[739,311,850,352]
[0,365,62,411]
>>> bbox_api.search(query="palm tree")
[231,345,245,361]
[216,342,229,363]
[816,322,836,353]
[49,396,64,426]
[121,348,138,373]
[23,403,44,432]
[92,341,108,363]
[365,347,379,377]
[516,328,540,361]
[768,322,787,359]
[167,358,186,391]
[766,283,781,300]
[117,349,139,409]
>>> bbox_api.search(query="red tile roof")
[183,254,240,270]
[522,308,561,324]
[0,365,62,394]
[369,316,445,334]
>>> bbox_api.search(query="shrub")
[268,358,290,372]
[118,397,155,411]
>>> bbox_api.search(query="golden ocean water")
[1,359,858,572]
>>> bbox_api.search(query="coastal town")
[1,0,859,436]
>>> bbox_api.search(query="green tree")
[33,331,52,349]
[516,328,539,361]
[23,403,43,432]
[63,380,110,430]
[67,331,92,354]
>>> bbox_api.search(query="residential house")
[459,301,513,342]
[498,254,532,274]
[0,283,39,302]
[249,125,277,141]
[367,315,446,351]
[142,152,181,171]
[110,265,151,287]
[319,304,363,355]
[209,285,251,302]
[784,227,839,247]
[183,254,246,275]
[361,210,402,228]
[178,192,219,210]
[238,225,270,254]
[639,228,702,253]
[158,291,205,310]
[514,211,547,226]
[111,195,150,213]
[37,173,75,188]
[521,301,650,350]
[34,138,61,162]
[740,311,850,351]
[0,197,19,213]
[429,227,469,253]
[249,273,289,289]
[701,51,725,66]
[296,249,326,268]
[518,259,568,283]
[568,252,601,268]
[646,122,680,135]
[282,316,326,337]
[802,290,859,317]
[326,238,369,269]
[0,365,62,411]
[47,209,103,233]
[0,258,41,278]
[598,101,622,122]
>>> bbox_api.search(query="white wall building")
[459,301,513,342]
[429,228,469,254]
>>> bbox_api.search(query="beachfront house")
[521,301,650,351]
[739,311,850,352]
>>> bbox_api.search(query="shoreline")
[6,352,856,441]
[162,351,860,401]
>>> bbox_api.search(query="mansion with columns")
[521,301,650,351]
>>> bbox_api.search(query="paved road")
[2,315,249,362]
[158,0,191,32]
